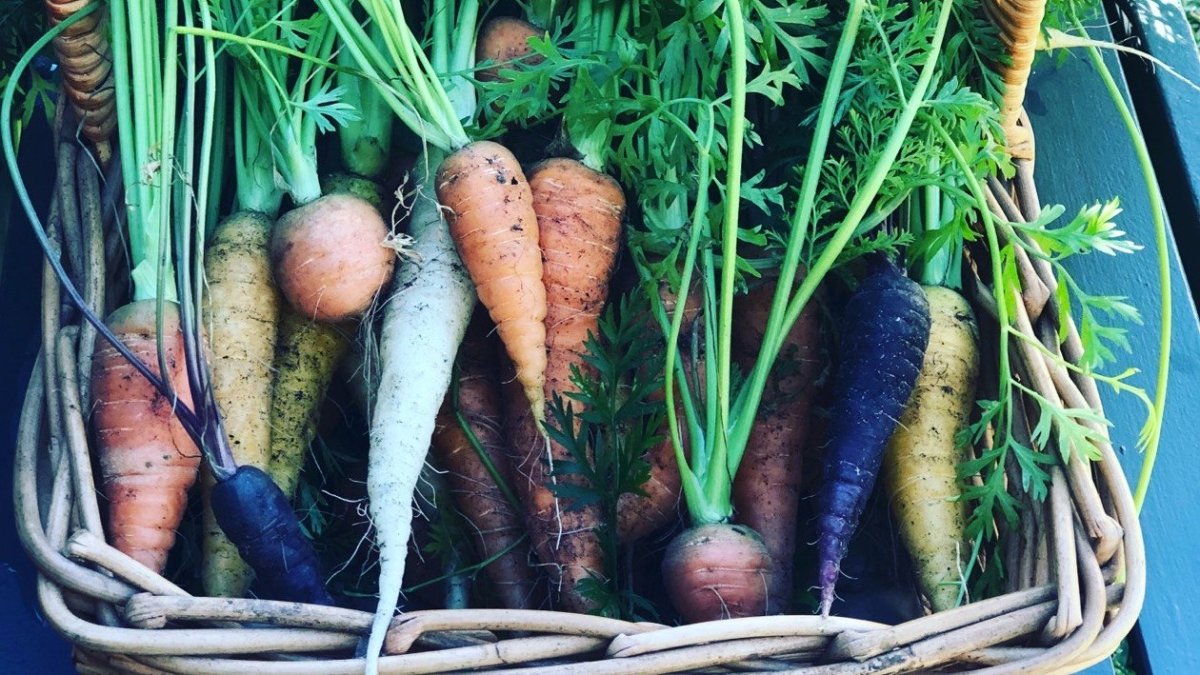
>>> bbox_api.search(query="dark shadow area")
[0,110,74,672]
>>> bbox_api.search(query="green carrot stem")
[1074,21,1170,511]
[233,74,283,214]
[661,130,717,526]
[729,0,955,472]
[707,0,749,511]
[316,0,469,151]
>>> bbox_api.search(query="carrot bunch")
[5,0,1169,660]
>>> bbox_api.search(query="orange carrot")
[662,523,773,622]
[982,0,1044,158]
[432,310,538,610]
[91,300,199,573]
[270,193,395,323]
[533,157,624,397]
[436,141,547,423]
[616,419,683,545]
[476,17,543,82]
[491,157,626,611]
[731,280,823,614]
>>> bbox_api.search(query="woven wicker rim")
[16,92,1145,674]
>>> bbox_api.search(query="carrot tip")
[819,560,839,617]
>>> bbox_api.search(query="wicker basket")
[16,22,1145,675]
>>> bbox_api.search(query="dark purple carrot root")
[817,258,930,617]
[211,465,333,606]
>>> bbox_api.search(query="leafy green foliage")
[213,2,356,201]
[0,0,52,153]
[803,0,1008,271]
[544,293,666,620]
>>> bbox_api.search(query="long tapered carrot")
[200,211,282,597]
[432,310,538,610]
[436,141,547,424]
[497,156,625,612]
[91,300,199,573]
[731,280,823,614]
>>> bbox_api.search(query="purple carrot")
[817,257,930,616]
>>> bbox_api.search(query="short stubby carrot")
[436,140,547,423]
[663,523,773,623]
[91,300,199,574]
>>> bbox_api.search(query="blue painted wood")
[1106,0,1200,294]
[1078,662,1119,675]
[1026,13,1200,675]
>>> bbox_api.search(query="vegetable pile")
[3,0,1171,671]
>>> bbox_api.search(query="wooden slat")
[1025,9,1200,675]
[1106,0,1200,296]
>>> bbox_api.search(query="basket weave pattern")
[16,27,1144,675]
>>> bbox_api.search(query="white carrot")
[365,148,475,661]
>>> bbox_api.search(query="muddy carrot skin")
[616,417,683,545]
[432,311,537,609]
[201,211,281,597]
[476,16,543,82]
[91,300,199,573]
[437,141,548,424]
[731,281,823,614]
[494,157,626,612]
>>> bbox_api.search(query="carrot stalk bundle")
[731,281,823,615]
[432,311,537,610]
[91,301,198,574]
[817,258,931,616]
